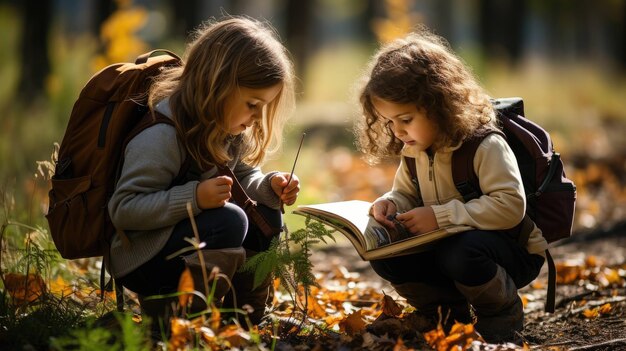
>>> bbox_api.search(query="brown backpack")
[46,50,182,260]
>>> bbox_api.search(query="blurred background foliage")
[1,0,626,235]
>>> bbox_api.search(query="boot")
[222,249,274,326]
[182,247,246,312]
[138,294,177,341]
[392,281,473,331]
[454,265,523,343]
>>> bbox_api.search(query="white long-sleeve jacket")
[381,133,548,255]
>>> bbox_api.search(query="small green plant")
[49,312,152,351]
[240,216,335,322]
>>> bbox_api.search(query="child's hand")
[370,199,397,227]
[396,207,438,235]
[196,176,233,209]
[271,172,300,206]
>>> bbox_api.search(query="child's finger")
[396,212,409,221]
[214,175,233,185]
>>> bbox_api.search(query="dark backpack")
[404,97,577,312]
[451,97,576,243]
[46,50,182,260]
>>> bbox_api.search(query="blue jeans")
[370,229,544,289]
[118,202,281,296]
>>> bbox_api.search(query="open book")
[293,200,462,261]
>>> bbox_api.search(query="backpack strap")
[545,249,556,313]
[403,156,419,192]
[135,49,182,65]
[451,129,502,202]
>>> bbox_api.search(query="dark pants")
[370,229,544,289]
[118,202,281,296]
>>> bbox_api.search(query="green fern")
[240,216,335,313]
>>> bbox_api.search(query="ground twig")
[568,337,626,350]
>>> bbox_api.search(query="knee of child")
[221,202,248,245]
[194,203,248,247]
[436,241,485,280]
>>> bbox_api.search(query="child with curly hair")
[355,26,547,343]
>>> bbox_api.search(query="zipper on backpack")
[98,102,116,148]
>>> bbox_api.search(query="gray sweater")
[107,100,280,278]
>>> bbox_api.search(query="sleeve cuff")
[168,180,201,218]
[260,171,281,209]
[432,204,453,228]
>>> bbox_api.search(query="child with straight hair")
[107,16,299,331]
[355,26,547,343]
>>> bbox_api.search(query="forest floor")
[278,225,626,351]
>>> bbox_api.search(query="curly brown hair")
[355,25,496,164]
[149,16,295,169]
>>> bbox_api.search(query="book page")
[363,217,410,250]
[294,200,410,251]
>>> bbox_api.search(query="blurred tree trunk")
[91,0,115,37]
[168,0,203,37]
[359,0,384,43]
[622,3,626,69]
[17,0,52,103]
[434,0,453,44]
[478,0,526,64]
[285,0,313,80]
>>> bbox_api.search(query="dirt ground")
[304,228,626,351]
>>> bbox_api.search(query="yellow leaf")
[178,267,195,307]
[169,317,191,349]
[210,303,221,331]
[49,275,74,296]
[598,303,612,315]
[582,308,598,318]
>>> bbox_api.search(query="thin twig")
[555,290,596,309]
[546,295,626,322]
[568,338,626,351]
[186,202,210,301]
[568,296,626,315]
[280,133,305,214]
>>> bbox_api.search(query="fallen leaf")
[598,303,612,315]
[210,303,221,331]
[582,308,598,318]
[381,292,403,317]
[339,310,367,336]
[4,273,46,305]
[169,317,191,349]
[178,267,194,307]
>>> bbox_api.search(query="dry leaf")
[178,267,195,307]
[210,303,221,331]
[49,275,74,296]
[218,324,250,348]
[424,322,482,350]
[381,292,403,317]
[339,310,367,336]
[582,308,599,318]
[169,317,191,349]
[4,273,46,305]
[598,303,612,315]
